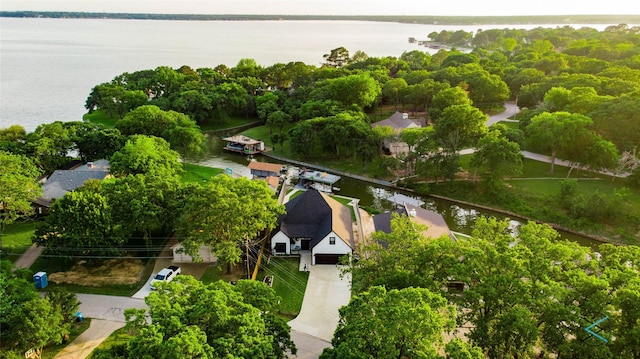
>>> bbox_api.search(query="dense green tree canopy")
[321,286,459,359]
[434,104,488,152]
[109,135,183,178]
[348,214,640,359]
[93,276,295,359]
[1,261,79,358]
[0,151,41,247]
[176,176,284,269]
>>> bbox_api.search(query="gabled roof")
[371,111,422,131]
[38,160,110,204]
[41,170,109,200]
[279,189,354,249]
[248,161,282,174]
[320,192,354,249]
[372,204,453,241]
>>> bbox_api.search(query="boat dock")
[222,135,265,155]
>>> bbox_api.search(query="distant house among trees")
[371,111,426,156]
[271,189,354,265]
[33,159,110,210]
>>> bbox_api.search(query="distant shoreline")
[1,11,639,25]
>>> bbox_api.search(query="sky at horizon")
[1,0,639,17]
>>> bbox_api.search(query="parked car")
[151,265,181,289]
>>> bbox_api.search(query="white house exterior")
[310,230,353,265]
[271,189,354,265]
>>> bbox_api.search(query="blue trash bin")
[33,271,48,289]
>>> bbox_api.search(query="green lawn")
[83,110,118,128]
[2,220,39,260]
[200,116,258,131]
[258,257,309,319]
[199,264,246,284]
[180,163,224,183]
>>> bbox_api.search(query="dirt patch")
[48,259,145,287]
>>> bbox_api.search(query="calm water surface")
[0,17,611,131]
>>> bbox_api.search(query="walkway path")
[54,320,125,359]
[486,101,520,126]
[14,244,43,269]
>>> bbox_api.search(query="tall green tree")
[0,151,41,248]
[108,276,295,359]
[176,176,284,272]
[429,86,472,120]
[323,47,350,68]
[525,111,597,174]
[434,104,488,153]
[321,286,459,359]
[1,261,76,359]
[33,188,125,258]
[0,125,27,153]
[470,130,523,191]
[109,135,183,178]
[326,73,381,110]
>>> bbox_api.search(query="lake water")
[0,17,612,132]
[0,17,612,246]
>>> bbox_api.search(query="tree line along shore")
[2,11,640,25]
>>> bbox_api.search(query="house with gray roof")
[372,203,455,243]
[271,189,354,265]
[370,112,426,156]
[35,159,110,208]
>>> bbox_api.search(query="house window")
[329,237,336,245]
[274,243,286,254]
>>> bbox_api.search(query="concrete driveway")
[288,265,351,342]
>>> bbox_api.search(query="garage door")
[314,254,343,265]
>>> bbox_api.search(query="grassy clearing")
[200,116,258,131]
[199,264,247,284]
[180,163,223,183]
[41,319,92,359]
[2,220,39,260]
[83,111,118,128]
[258,257,308,319]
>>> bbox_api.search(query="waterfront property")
[222,135,265,155]
[295,167,341,193]
[247,160,283,193]
[248,160,283,178]
[271,189,354,265]
[372,203,455,241]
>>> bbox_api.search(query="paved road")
[470,104,630,178]
[487,101,520,126]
